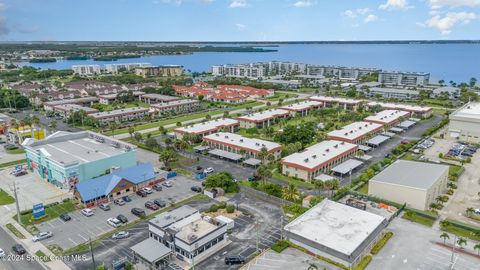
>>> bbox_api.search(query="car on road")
[117,214,128,223]
[0,248,5,258]
[152,183,163,191]
[142,187,153,194]
[191,186,202,193]
[59,214,71,222]
[196,165,203,171]
[131,208,146,217]
[136,190,148,197]
[145,201,159,210]
[113,199,125,206]
[225,255,245,265]
[81,208,94,217]
[153,199,166,208]
[204,167,214,174]
[122,196,132,202]
[32,231,53,242]
[12,244,26,255]
[13,170,28,177]
[162,181,172,188]
[107,218,122,228]
[99,203,111,211]
[112,231,130,239]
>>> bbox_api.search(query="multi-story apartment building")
[72,65,101,76]
[309,96,362,111]
[150,99,200,114]
[174,118,239,140]
[364,110,410,128]
[327,121,384,144]
[378,71,430,86]
[236,109,290,129]
[366,101,432,119]
[367,87,420,100]
[43,97,99,111]
[90,107,150,124]
[279,100,323,116]
[135,65,183,77]
[105,63,152,74]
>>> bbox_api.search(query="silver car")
[32,231,53,242]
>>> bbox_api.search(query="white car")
[204,167,214,174]
[112,231,130,239]
[32,231,53,242]
[81,208,94,217]
[475,208,480,215]
[0,248,5,258]
[142,187,153,194]
[107,218,122,228]
[162,181,173,188]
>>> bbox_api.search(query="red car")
[13,170,28,177]
[145,201,159,210]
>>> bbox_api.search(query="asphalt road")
[0,227,44,270]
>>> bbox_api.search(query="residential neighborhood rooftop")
[280,100,322,111]
[175,118,239,134]
[327,121,383,141]
[367,101,432,113]
[90,107,149,119]
[310,95,362,104]
[203,132,281,153]
[364,110,410,125]
[237,108,290,122]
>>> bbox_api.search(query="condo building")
[174,118,239,140]
[327,122,384,144]
[236,109,290,129]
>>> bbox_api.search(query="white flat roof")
[450,102,480,120]
[282,140,357,171]
[364,110,410,125]
[91,107,149,119]
[327,121,383,141]
[284,199,386,256]
[53,104,98,113]
[204,132,281,153]
[151,99,198,109]
[280,100,322,111]
[310,95,362,104]
[331,159,363,174]
[367,101,432,113]
[237,109,290,122]
[175,118,239,134]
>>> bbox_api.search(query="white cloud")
[344,10,355,18]
[379,0,411,10]
[422,12,477,35]
[235,23,246,31]
[293,0,312,8]
[429,0,480,8]
[364,14,378,22]
[356,8,372,15]
[229,0,246,8]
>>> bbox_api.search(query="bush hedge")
[371,232,393,254]
[226,204,235,213]
[271,240,289,253]
[353,255,372,270]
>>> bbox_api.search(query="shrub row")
[371,232,393,255]
[353,255,372,270]
[271,240,289,253]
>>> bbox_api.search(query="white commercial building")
[72,65,101,76]
[449,102,480,142]
[281,140,358,181]
[367,87,419,100]
[364,110,410,128]
[327,121,383,144]
[174,118,239,140]
[369,160,449,210]
[236,109,290,129]
[203,132,282,161]
[284,199,388,268]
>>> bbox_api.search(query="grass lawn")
[19,200,75,226]
[449,165,463,176]
[263,93,299,101]
[6,148,25,154]
[440,221,480,241]
[272,171,314,188]
[402,212,435,227]
[401,152,419,161]
[0,188,15,205]
[356,183,368,194]
[35,250,51,262]
[228,101,263,109]
[5,223,25,239]
[0,159,26,169]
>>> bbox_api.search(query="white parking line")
[78,234,88,242]
[68,238,78,245]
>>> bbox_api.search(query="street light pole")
[89,237,96,270]
[10,182,22,225]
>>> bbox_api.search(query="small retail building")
[284,199,388,268]
[74,163,164,207]
[23,131,137,189]
[368,160,449,211]
[449,102,480,142]
[131,205,229,268]
[281,140,358,181]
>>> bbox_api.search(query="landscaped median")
[48,194,210,257]
[0,188,15,205]
[371,231,393,254]
[402,209,438,227]
[5,223,26,239]
[0,159,27,169]
[440,219,480,241]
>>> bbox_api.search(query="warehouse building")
[449,102,480,142]
[236,109,290,129]
[203,132,282,163]
[364,110,410,128]
[327,121,383,144]
[366,101,432,119]
[174,118,239,140]
[368,160,449,211]
[23,131,137,189]
[281,140,358,181]
[309,96,362,111]
[280,100,323,116]
[284,199,388,268]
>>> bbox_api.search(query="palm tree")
[256,164,272,185]
[465,207,475,217]
[282,184,300,202]
[128,127,135,140]
[256,146,271,164]
[108,121,117,138]
[474,243,480,255]
[440,232,450,245]
[49,120,57,133]
[314,180,325,194]
[158,126,166,135]
[456,237,467,249]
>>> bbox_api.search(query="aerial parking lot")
[36,175,198,250]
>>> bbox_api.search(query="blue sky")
[1,0,479,41]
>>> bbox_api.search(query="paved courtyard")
[369,218,480,270]
[36,175,198,250]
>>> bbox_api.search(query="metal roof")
[366,135,390,146]
[331,159,364,175]
[208,149,243,161]
[130,238,171,263]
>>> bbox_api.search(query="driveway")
[36,175,198,250]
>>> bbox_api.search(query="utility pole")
[10,182,21,225]
[280,216,284,241]
[450,234,457,268]
[256,221,259,253]
[89,237,96,270]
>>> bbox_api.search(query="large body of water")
[23,43,480,83]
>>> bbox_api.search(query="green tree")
[145,137,159,149]
[204,172,239,193]
[474,243,480,255]
[466,207,475,217]
[128,126,135,140]
[456,237,467,249]
[282,184,300,202]
[158,149,178,168]
[134,132,143,142]
[256,164,272,185]
[440,232,450,245]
